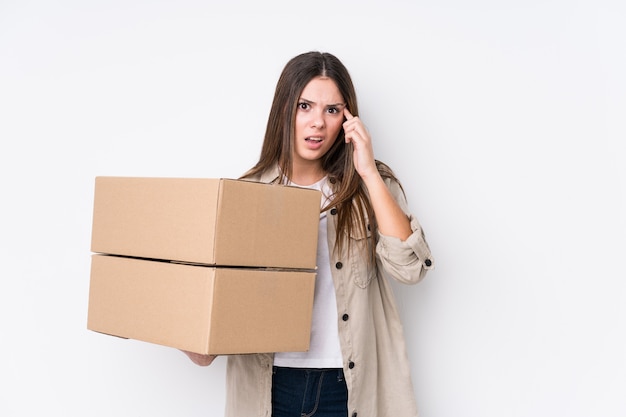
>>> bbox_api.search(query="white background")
[1,1,625,416]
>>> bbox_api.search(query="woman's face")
[293,76,345,168]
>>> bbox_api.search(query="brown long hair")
[241,51,401,262]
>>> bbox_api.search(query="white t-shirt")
[273,177,343,368]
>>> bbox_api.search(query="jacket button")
[329,177,337,184]
[342,314,349,321]
[348,361,355,369]
[335,262,343,269]
[352,413,358,417]
[330,208,337,215]
[424,259,432,267]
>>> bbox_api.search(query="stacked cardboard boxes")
[87,177,321,355]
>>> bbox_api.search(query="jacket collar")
[256,164,338,191]
[258,165,282,184]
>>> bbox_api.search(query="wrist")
[360,169,384,189]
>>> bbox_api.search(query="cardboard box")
[87,254,316,354]
[91,177,321,269]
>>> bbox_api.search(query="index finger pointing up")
[344,107,354,120]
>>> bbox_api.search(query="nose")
[311,111,325,129]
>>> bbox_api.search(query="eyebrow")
[299,98,347,108]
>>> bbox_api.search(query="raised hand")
[343,108,378,180]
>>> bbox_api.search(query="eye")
[327,106,339,114]
[297,102,310,110]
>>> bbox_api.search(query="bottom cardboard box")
[87,254,315,355]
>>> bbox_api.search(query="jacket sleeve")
[375,177,434,285]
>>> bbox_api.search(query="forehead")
[300,76,343,102]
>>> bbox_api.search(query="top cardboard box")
[91,177,321,269]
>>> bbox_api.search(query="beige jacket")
[225,167,434,417]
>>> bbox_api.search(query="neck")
[291,162,326,186]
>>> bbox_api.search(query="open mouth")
[305,137,323,143]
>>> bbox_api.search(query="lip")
[304,136,324,150]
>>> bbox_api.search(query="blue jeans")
[272,366,348,417]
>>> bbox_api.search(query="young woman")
[184,51,434,417]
